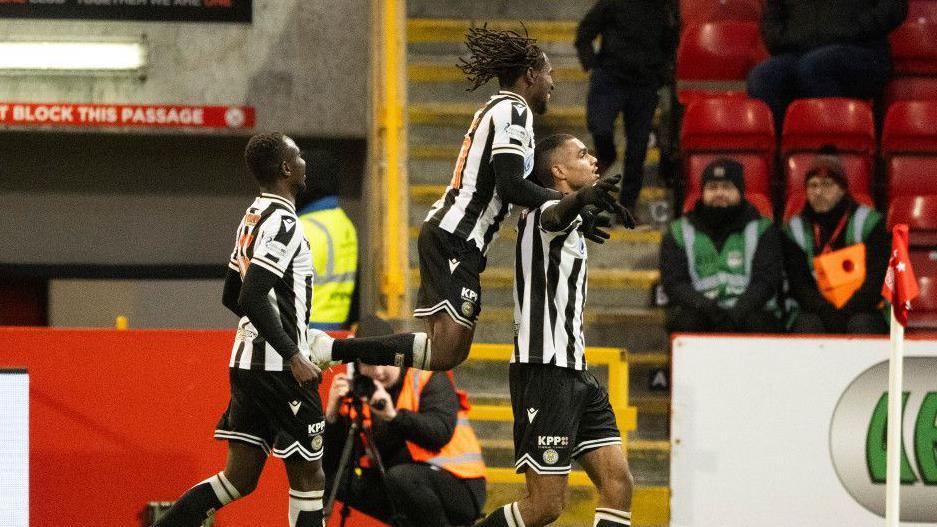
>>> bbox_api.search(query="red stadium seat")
[780,99,877,220]
[908,248,937,330]
[676,21,769,105]
[680,97,775,215]
[890,0,937,75]
[882,100,937,153]
[680,0,763,27]
[884,1,937,106]
[882,101,937,244]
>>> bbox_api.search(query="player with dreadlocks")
[407,24,632,371]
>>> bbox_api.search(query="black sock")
[332,333,428,368]
[474,503,521,527]
[153,473,240,527]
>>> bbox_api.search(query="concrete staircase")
[401,5,672,525]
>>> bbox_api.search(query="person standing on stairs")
[412,25,634,373]
[575,0,678,214]
[474,134,635,527]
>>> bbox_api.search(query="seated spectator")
[661,158,783,333]
[747,0,908,131]
[783,152,890,334]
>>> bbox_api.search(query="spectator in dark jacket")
[747,0,908,131]
[660,158,783,333]
[575,0,678,214]
[782,152,890,333]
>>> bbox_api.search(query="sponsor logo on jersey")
[527,408,539,423]
[289,400,302,415]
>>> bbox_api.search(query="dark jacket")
[323,370,459,473]
[660,201,783,321]
[575,0,678,84]
[783,198,890,315]
[761,0,908,55]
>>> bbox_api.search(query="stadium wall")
[0,327,388,527]
[0,0,369,137]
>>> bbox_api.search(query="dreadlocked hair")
[458,24,546,91]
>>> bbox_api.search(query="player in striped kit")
[475,134,634,527]
[155,132,427,527]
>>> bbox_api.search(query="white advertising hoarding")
[0,369,28,527]
[671,336,937,527]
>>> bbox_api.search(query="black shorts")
[413,222,485,328]
[214,367,325,461]
[509,363,621,475]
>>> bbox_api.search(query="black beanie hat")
[701,157,745,194]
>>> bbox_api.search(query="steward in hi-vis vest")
[782,151,890,334]
[298,196,357,330]
[295,149,358,331]
[660,157,783,333]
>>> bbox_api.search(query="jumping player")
[411,25,628,371]
[475,134,634,527]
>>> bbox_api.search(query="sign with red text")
[0,0,251,23]
[0,103,255,129]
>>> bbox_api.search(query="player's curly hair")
[244,132,287,185]
[458,24,546,91]
[533,133,576,188]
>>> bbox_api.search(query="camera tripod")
[323,392,406,527]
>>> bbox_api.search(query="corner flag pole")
[885,305,904,527]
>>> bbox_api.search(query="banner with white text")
[671,336,937,527]
[0,102,254,129]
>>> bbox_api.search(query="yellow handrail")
[377,0,407,316]
[465,344,637,441]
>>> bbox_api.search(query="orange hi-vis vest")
[396,369,486,480]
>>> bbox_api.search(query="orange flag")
[881,224,920,326]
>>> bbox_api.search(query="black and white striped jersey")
[424,90,535,255]
[227,193,314,372]
[512,201,589,370]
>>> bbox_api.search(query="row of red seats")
[680,96,937,329]
[676,0,937,107]
[679,0,763,27]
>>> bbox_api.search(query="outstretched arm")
[493,153,563,208]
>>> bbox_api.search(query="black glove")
[575,174,636,229]
[579,206,612,244]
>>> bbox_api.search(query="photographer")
[322,320,486,527]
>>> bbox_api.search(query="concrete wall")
[0,0,369,137]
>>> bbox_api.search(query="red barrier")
[0,327,384,527]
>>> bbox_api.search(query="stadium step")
[406,1,595,22]
[410,61,588,83]
[410,102,586,128]
[408,18,578,44]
